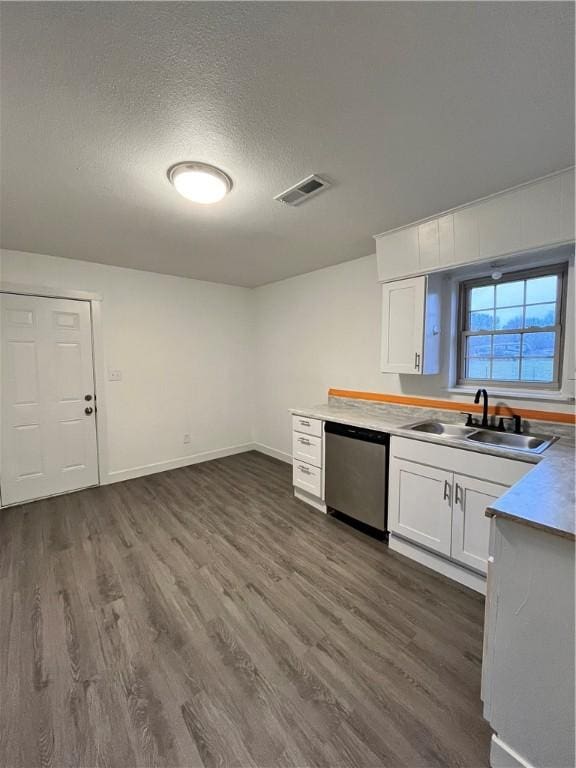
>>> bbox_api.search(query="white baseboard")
[389,534,486,594]
[104,443,255,484]
[294,487,327,513]
[252,442,292,464]
[490,735,534,768]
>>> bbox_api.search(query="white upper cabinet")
[381,277,424,374]
[476,189,524,260]
[375,226,420,280]
[452,206,480,264]
[438,214,455,265]
[376,169,575,282]
[560,170,575,242]
[417,220,441,270]
[380,275,441,375]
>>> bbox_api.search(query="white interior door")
[1,293,99,506]
[380,276,425,374]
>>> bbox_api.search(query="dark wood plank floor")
[0,451,491,768]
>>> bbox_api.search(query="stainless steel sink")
[408,421,476,438]
[466,430,556,454]
[405,420,556,454]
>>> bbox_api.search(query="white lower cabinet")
[292,431,322,467]
[451,474,502,573]
[291,415,326,512]
[292,460,322,497]
[389,459,453,556]
[389,436,531,583]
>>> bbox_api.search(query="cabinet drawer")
[292,432,322,467]
[293,460,322,497]
[292,415,322,437]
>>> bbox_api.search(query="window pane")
[526,275,557,304]
[469,285,494,311]
[493,334,521,357]
[461,269,562,387]
[522,332,556,357]
[495,306,523,330]
[469,310,494,331]
[467,336,492,357]
[524,303,556,328]
[521,358,554,382]
[496,281,524,308]
[467,358,491,379]
[492,358,520,380]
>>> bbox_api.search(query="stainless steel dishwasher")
[325,421,389,533]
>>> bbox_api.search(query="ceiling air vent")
[274,174,331,206]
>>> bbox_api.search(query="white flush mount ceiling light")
[167,162,232,204]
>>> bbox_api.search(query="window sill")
[446,386,575,403]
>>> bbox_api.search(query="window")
[458,264,567,389]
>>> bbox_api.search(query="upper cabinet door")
[476,190,524,260]
[453,206,481,264]
[438,214,455,266]
[380,276,425,374]
[451,474,506,574]
[376,227,420,281]
[522,172,575,249]
[417,220,440,270]
[560,170,575,242]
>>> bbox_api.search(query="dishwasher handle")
[324,421,389,446]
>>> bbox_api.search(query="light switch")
[108,369,122,382]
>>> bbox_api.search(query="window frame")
[457,263,568,391]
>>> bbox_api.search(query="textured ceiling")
[1,2,574,287]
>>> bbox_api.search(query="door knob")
[85,406,93,415]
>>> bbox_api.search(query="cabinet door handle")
[455,483,463,507]
[443,479,451,504]
[414,352,421,371]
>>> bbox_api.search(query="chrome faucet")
[474,388,489,428]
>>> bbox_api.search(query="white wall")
[0,249,255,481]
[253,253,575,459]
[2,247,574,477]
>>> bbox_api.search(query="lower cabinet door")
[451,474,506,574]
[389,458,453,556]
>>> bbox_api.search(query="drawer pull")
[298,437,311,446]
[299,465,312,475]
[299,420,311,427]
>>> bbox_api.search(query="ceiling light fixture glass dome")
[167,162,233,204]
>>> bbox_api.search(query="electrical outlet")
[183,433,191,445]
[108,369,122,382]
